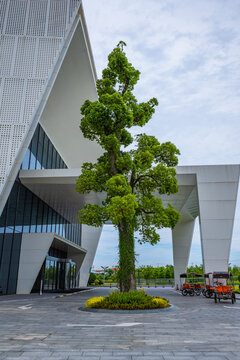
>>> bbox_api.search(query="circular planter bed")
[83,289,171,311]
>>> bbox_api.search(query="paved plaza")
[0,287,240,360]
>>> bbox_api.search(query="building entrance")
[44,256,77,291]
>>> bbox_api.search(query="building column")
[79,225,102,286]
[172,220,195,288]
[197,167,239,274]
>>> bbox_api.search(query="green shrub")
[88,272,96,285]
[85,289,170,310]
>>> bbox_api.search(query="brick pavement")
[0,287,240,359]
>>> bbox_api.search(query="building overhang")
[52,233,87,257]
[19,167,198,223]
[19,168,105,223]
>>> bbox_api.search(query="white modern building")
[0,0,102,294]
[0,0,239,294]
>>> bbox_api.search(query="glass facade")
[44,256,77,291]
[21,124,68,170]
[0,124,81,295]
[0,178,81,243]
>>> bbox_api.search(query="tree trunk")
[118,220,136,292]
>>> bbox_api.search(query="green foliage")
[76,41,181,292]
[88,272,96,285]
[187,264,203,275]
[141,266,154,281]
[85,289,170,310]
[137,265,174,280]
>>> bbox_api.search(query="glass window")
[15,185,25,233]
[0,205,6,233]
[36,201,43,232]
[47,141,53,169]
[49,261,54,289]
[62,220,66,238]
[42,203,48,232]
[51,211,56,233]
[65,263,70,289]
[21,148,30,170]
[37,126,44,169]
[7,233,22,294]
[30,196,38,232]
[65,223,69,240]
[56,214,60,235]
[5,183,18,233]
[67,224,71,241]
[44,259,50,289]
[29,129,38,169]
[52,147,57,168]
[23,190,32,232]
[42,133,49,169]
[56,153,60,169]
[59,218,63,237]
[47,207,53,232]
[0,233,13,293]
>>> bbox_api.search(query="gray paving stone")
[163,357,197,360]
[68,357,100,360]
[4,353,23,358]
[132,357,164,360]
[194,358,228,360]
[0,288,240,359]
[100,357,132,360]
[113,351,143,355]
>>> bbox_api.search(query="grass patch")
[85,289,170,310]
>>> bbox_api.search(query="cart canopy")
[212,271,232,279]
[204,273,212,278]
[180,272,202,278]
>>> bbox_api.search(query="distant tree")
[231,265,240,276]
[165,265,174,278]
[76,42,180,292]
[105,268,114,279]
[88,272,96,285]
[187,264,203,275]
[141,266,154,284]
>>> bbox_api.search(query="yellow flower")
[85,296,105,308]
[152,297,169,308]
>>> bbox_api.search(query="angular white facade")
[171,165,240,287]
[0,0,102,295]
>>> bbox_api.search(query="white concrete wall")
[172,220,195,287]
[176,165,240,275]
[17,233,54,294]
[79,225,102,286]
[196,165,240,273]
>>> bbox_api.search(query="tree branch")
[134,174,159,186]
[140,207,156,215]
[121,77,129,95]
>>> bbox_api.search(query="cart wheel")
[202,289,206,297]
[182,289,187,296]
[189,290,194,296]
[205,290,210,298]
[214,294,217,303]
[195,290,201,296]
[232,293,236,304]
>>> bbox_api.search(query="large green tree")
[76,42,181,292]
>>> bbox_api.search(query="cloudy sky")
[83,0,240,269]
